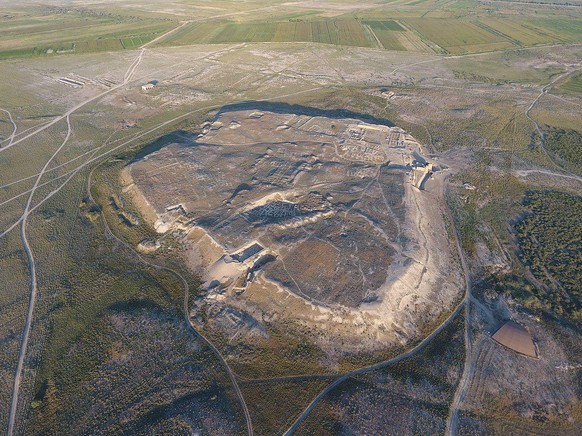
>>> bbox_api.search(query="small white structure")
[141,83,155,91]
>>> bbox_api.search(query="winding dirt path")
[5,31,153,433]
[445,180,473,436]
[525,67,582,174]
[513,168,582,183]
[0,108,17,147]
[86,165,254,436]
[283,301,465,435]
[7,114,72,436]
[285,175,470,434]
[0,59,137,153]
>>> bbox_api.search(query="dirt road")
[284,175,471,435]
[5,32,152,433]
[444,179,473,436]
[0,109,17,147]
[7,114,72,436]
[283,301,465,435]
[525,67,582,175]
[85,164,254,435]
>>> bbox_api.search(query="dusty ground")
[455,278,582,433]
[124,106,463,353]
[1,12,579,430]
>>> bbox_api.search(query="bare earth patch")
[123,106,463,354]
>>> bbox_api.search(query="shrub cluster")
[515,190,582,322]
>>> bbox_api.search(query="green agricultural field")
[556,71,582,95]
[311,21,341,45]
[273,21,313,43]
[1,1,581,60]
[161,19,375,48]
[158,14,582,54]
[160,19,430,51]
[334,20,373,47]
[478,18,560,46]
[478,17,582,47]
[0,10,175,59]
[158,22,226,45]
[404,18,514,54]
[212,22,278,43]
[529,17,582,44]
[364,20,405,32]
[363,20,407,50]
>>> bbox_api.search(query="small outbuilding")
[141,80,158,91]
[492,321,538,358]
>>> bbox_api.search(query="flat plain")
[0,0,581,435]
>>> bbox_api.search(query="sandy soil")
[123,109,464,352]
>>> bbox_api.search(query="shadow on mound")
[217,100,395,127]
[106,298,163,314]
[127,129,197,163]
[124,101,394,164]
[118,385,241,434]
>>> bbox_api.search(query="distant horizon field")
[1,1,581,59]
[157,16,582,54]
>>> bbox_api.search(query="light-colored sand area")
[121,108,463,352]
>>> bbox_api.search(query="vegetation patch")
[543,126,582,171]
[0,8,175,59]
[556,71,582,95]
[160,19,374,48]
[514,190,582,322]
[298,314,465,434]
[363,20,407,50]
[404,18,514,54]
[240,380,329,435]
[528,17,582,43]
[478,18,559,46]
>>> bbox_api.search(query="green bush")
[514,190,582,322]
[544,126,582,169]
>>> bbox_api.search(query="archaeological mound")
[122,104,462,348]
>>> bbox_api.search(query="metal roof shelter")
[492,321,537,358]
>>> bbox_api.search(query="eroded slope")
[124,106,462,352]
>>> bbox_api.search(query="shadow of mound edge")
[124,100,395,163]
[217,100,395,127]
